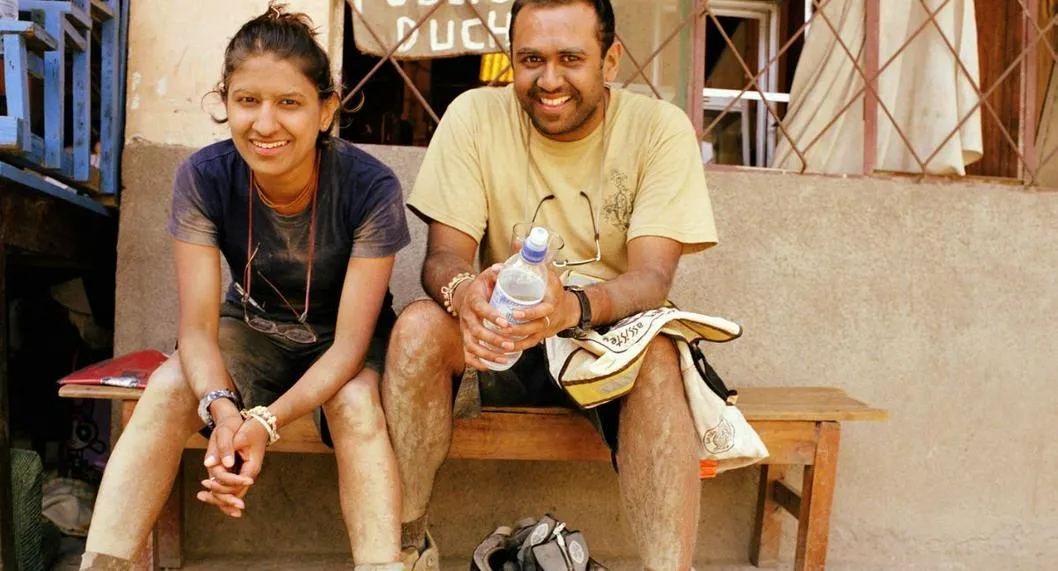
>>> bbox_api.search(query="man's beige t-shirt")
[407,85,717,280]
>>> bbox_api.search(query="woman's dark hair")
[509,0,616,55]
[210,2,339,141]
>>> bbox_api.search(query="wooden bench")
[59,383,885,570]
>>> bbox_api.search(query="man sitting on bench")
[383,1,719,569]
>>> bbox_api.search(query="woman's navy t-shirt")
[166,138,410,334]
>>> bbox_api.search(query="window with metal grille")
[337,0,1058,189]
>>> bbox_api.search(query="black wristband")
[558,285,592,338]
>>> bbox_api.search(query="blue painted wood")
[72,27,91,181]
[42,10,65,169]
[0,160,109,216]
[70,0,91,29]
[0,20,35,33]
[0,19,57,50]
[2,36,31,153]
[98,0,127,197]
[0,117,23,151]
[61,148,73,176]
[115,0,128,197]
[98,0,118,195]
[0,0,126,204]
[0,0,126,198]
[22,1,71,11]
[2,132,81,188]
[29,134,45,164]
[90,0,113,21]
[0,122,43,167]
[0,127,44,163]
[63,19,86,52]
[21,1,91,28]
[27,51,43,79]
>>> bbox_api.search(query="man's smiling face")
[511,2,621,142]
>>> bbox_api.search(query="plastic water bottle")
[480,226,550,371]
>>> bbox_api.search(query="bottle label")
[489,280,541,325]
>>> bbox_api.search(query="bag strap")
[689,339,738,405]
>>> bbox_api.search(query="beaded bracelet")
[241,406,280,446]
[441,272,475,317]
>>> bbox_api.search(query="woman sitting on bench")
[80,4,410,570]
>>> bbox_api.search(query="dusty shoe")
[401,528,439,571]
[471,525,516,571]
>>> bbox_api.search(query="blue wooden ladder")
[0,0,128,203]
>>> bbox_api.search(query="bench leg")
[750,464,789,567]
[794,422,840,571]
[157,457,184,569]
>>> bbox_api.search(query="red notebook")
[58,350,168,389]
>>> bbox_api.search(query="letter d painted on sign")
[396,16,420,52]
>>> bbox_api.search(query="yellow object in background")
[479,52,513,84]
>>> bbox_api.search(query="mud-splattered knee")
[325,375,387,441]
[387,300,461,376]
[125,357,199,432]
[640,337,680,381]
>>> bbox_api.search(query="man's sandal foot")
[401,528,439,571]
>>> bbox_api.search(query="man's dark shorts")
[470,345,623,459]
[209,308,388,447]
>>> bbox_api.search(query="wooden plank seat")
[59,382,885,570]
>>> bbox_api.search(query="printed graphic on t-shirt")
[604,167,634,232]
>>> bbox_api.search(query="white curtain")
[1035,59,1058,186]
[772,0,982,175]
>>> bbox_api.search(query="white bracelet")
[241,406,280,446]
[441,272,475,317]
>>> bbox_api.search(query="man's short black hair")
[509,0,616,55]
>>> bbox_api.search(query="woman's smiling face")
[225,54,335,183]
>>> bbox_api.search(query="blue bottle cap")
[521,227,549,264]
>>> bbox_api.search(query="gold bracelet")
[241,406,280,446]
[441,272,475,318]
